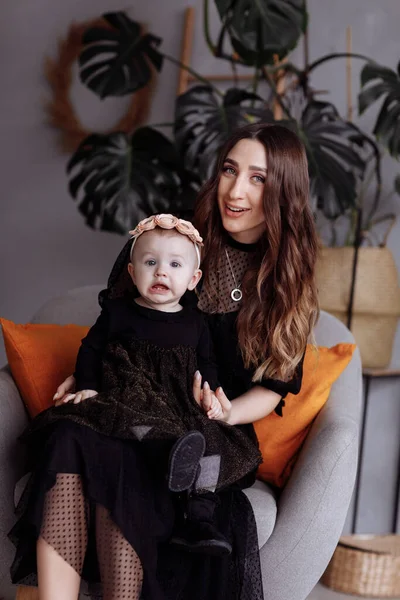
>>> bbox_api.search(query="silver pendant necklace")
[225,248,243,302]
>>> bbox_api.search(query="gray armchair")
[0,286,362,600]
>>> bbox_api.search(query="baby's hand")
[207,394,224,420]
[55,389,98,406]
[202,381,232,424]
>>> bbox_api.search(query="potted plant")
[60,2,400,367]
[314,61,400,368]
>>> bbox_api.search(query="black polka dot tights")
[40,473,143,599]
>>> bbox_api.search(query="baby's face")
[128,229,201,312]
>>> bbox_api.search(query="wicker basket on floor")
[321,535,400,597]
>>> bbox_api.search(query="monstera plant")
[359,61,400,158]
[66,3,399,237]
[212,0,308,65]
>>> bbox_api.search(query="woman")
[9,123,319,600]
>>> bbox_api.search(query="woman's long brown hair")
[194,123,319,382]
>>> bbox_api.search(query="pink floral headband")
[129,214,203,268]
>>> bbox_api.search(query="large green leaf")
[67,128,185,233]
[299,101,369,219]
[174,85,274,178]
[359,61,400,158]
[79,12,163,98]
[215,0,307,66]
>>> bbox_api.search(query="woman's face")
[217,138,267,244]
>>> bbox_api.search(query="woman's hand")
[193,371,281,425]
[192,371,220,412]
[59,389,98,405]
[192,371,232,422]
[192,370,204,406]
[201,381,233,424]
[53,375,76,406]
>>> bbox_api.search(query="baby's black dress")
[9,235,303,600]
[20,297,263,490]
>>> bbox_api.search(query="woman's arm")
[220,385,282,425]
[193,374,281,425]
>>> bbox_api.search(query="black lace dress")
[9,235,303,600]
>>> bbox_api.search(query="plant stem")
[216,23,228,61]
[347,207,363,330]
[261,66,292,120]
[266,62,302,77]
[162,53,224,97]
[303,22,309,71]
[203,0,216,56]
[345,207,357,246]
[306,52,372,74]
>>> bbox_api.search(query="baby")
[39,215,261,555]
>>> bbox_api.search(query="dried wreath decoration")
[44,17,155,153]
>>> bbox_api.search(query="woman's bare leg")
[37,536,80,600]
[37,473,88,600]
[96,504,144,600]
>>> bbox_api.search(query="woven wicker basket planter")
[321,535,400,597]
[316,247,400,368]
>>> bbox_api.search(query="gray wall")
[1,0,399,533]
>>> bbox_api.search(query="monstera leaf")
[79,12,163,98]
[174,86,274,179]
[359,61,400,158]
[215,0,307,66]
[299,101,368,219]
[67,128,183,233]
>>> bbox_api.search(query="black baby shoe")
[170,491,232,557]
[170,519,232,557]
[168,431,206,493]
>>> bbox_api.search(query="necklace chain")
[225,248,243,302]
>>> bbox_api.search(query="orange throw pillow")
[0,319,89,417]
[254,343,356,488]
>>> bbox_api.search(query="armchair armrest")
[0,368,30,585]
[259,347,362,600]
